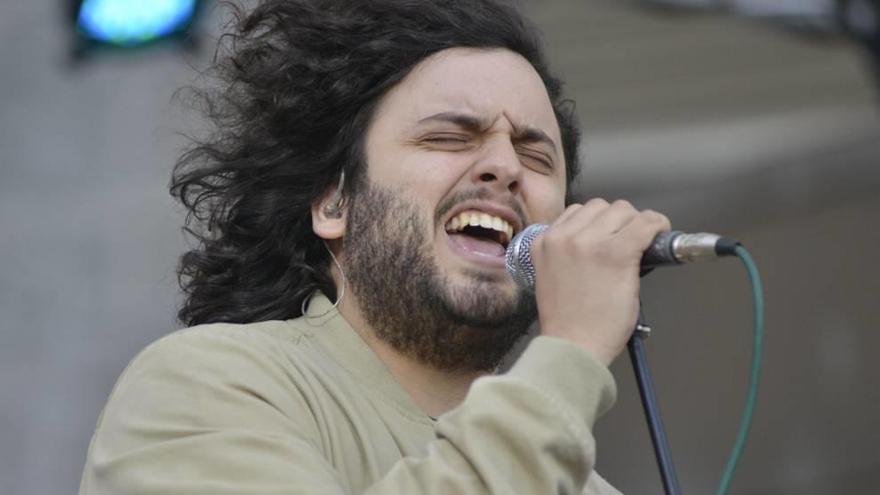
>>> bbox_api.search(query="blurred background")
[1,0,878,494]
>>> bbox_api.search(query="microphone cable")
[717,245,764,495]
[631,244,764,495]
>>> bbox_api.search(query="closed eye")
[517,146,554,171]
[421,134,473,149]
[424,134,469,143]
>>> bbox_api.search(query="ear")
[311,188,347,241]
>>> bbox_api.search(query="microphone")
[505,224,740,291]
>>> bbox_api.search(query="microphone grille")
[505,224,547,291]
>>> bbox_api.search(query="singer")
[80,1,670,494]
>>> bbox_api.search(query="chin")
[442,275,522,322]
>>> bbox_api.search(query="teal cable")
[716,246,764,495]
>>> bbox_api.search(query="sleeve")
[80,332,619,495]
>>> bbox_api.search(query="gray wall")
[597,197,880,494]
[2,1,878,494]
[523,2,880,493]
[1,2,199,493]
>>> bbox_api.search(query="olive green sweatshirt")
[80,294,621,494]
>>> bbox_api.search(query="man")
[80,1,670,493]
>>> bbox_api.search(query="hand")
[529,199,671,366]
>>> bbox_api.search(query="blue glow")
[77,0,197,46]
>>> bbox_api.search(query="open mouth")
[444,210,515,260]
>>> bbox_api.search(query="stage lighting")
[75,0,199,48]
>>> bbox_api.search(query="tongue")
[448,232,505,257]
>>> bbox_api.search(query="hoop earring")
[301,242,347,319]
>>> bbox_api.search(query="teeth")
[445,210,514,243]
[479,213,492,228]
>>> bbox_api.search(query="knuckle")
[642,209,671,227]
[564,204,582,215]
[612,199,634,210]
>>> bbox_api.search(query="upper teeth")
[445,210,514,242]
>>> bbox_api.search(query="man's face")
[342,47,567,371]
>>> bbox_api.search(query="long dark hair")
[171,0,582,326]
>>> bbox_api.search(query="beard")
[342,179,537,373]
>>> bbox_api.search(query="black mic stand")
[628,309,682,495]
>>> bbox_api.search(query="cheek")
[377,155,463,221]
[394,151,468,198]
[526,179,567,223]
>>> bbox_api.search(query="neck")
[337,293,488,418]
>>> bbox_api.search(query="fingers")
[550,204,583,226]
[531,197,670,367]
[550,198,672,255]
[554,199,644,235]
[551,198,610,232]
[588,199,639,235]
[615,208,671,251]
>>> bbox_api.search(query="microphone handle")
[642,231,740,268]
[642,231,681,268]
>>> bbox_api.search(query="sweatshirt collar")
[293,292,434,425]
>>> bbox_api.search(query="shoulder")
[150,318,312,350]
[98,320,323,432]
[129,319,315,378]
[82,321,344,493]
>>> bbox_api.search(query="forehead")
[373,47,561,145]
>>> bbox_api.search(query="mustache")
[434,188,527,229]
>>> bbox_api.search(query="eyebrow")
[417,111,558,157]
[417,112,486,132]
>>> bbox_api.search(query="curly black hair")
[171,0,582,326]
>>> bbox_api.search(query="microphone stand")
[628,309,682,495]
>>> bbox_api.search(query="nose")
[471,136,523,194]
